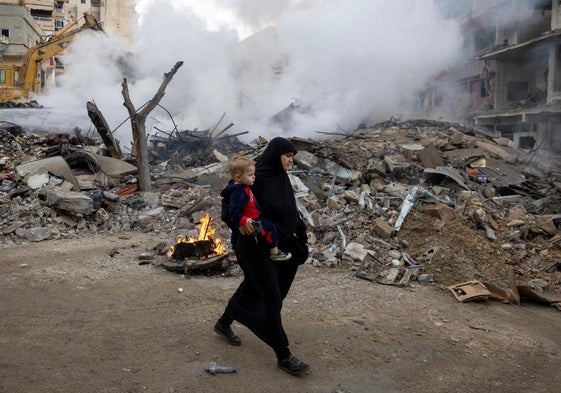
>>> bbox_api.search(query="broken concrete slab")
[46,189,95,215]
[417,143,444,169]
[383,153,411,173]
[164,161,227,181]
[79,151,137,178]
[16,156,80,191]
[367,157,387,176]
[25,167,50,190]
[295,150,362,180]
[288,173,309,195]
[442,147,487,163]
[423,166,470,190]
[343,242,369,264]
[475,140,516,163]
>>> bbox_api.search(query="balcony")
[479,29,561,60]
[32,16,54,35]
[25,0,54,12]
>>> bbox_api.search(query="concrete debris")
[16,156,80,191]
[423,166,470,190]
[46,189,95,215]
[0,118,560,299]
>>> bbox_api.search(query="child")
[223,154,292,262]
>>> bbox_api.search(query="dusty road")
[1,232,560,393]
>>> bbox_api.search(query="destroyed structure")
[1,116,560,310]
[426,0,561,161]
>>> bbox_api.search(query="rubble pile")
[1,118,560,296]
[149,129,250,168]
[293,119,561,294]
[0,100,43,109]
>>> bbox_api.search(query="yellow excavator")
[0,12,103,104]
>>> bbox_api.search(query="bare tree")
[121,61,183,191]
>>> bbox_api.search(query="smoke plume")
[2,0,463,145]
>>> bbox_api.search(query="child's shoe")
[270,250,292,261]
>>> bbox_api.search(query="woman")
[214,137,310,376]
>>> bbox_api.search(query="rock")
[372,217,394,239]
[23,227,54,242]
[421,202,456,223]
[507,219,526,228]
[46,189,95,215]
[534,216,558,236]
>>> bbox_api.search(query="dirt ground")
[1,231,560,393]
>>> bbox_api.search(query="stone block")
[372,217,394,239]
[421,202,456,222]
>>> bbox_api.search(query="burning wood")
[167,213,226,261]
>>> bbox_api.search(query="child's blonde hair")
[228,154,255,178]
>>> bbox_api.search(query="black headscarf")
[252,137,298,245]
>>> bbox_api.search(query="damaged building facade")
[0,0,136,38]
[0,0,135,101]
[424,0,561,163]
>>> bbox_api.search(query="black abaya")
[221,137,308,359]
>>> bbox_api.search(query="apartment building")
[0,0,135,97]
[51,0,136,82]
[424,0,561,155]
[1,0,135,53]
[0,4,43,59]
[62,0,136,42]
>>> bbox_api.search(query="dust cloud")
[3,0,462,146]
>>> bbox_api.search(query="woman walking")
[215,137,310,376]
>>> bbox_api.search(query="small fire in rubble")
[167,213,226,260]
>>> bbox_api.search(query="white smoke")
[2,0,462,145]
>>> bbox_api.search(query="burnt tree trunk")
[86,101,123,159]
[121,61,183,191]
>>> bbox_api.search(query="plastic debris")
[205,361,237,375]
[402,252,423,268]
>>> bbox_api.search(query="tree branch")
[139,61,184,118]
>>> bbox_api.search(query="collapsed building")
[0,0,559,309]
[425,0,561,163]
[1,117,560,309]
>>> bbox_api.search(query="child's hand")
[239,219,254,235]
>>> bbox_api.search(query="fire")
[167,213,226,259]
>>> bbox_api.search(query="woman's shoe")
[277,355,310,375]
[214,321,241,346]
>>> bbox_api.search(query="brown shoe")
[214,321,241,346]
